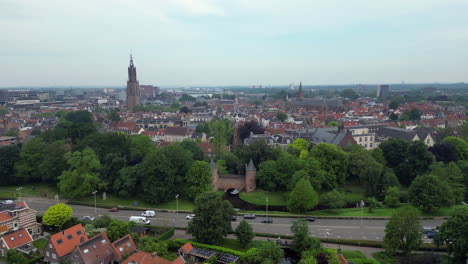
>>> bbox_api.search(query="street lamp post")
[358,200,365,228]
[266,197,269,220]
[175,194,179,224]
[92,191,97,217]
[16,187,23,201]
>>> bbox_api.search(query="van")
[142,210,156,217]
[129,216,150,225]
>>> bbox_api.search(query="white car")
[186,214,195,220]
[82,216,95,221]
[142,210,156,217]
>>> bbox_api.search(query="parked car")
[2,200,13,205]
[186,214,195,220]
[243,214,256,219]
[304,217,316,222]
[142,210,156,217]
[109,207,119,212]
[261,218,273,223]
[129,216,150,225]
[423,226,437,239]
[82,216,95,221]
[231,215,237,221]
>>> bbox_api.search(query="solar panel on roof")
[189,248,216,258]
[218,254,239,263]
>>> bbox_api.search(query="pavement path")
[23,198,445,243]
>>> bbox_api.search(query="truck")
[129,216,150,225]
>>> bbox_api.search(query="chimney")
[62,231,65,236]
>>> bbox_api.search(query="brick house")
[43,224,88,264]
[211,159,257,192]
[0,201,40,238]
[0,136,16,146]
[68,232,115,264]
[0,228,34,256]
[111,234,137,262]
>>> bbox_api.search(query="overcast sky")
[2,0,468,87]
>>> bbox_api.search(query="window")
[57,239,63,245]
[365,137,368,142]
[92,244,97,249]
[46,251,50,257]
[27,228,32,234]
[370,143,373,148]
[49,244,53,249]
[76,230,82,236]
[13,223,18,228]
[364,144,367,148]
[119,247,124,252]
[52,253,57,259]
[426,139,430,144]
[127,242,132,248]
[359,137,362,142]
[67,234,73,240]
[83,249,89,254]
[19,233,23,238]
[101,239,106,244]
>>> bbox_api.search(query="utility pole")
[266,197,269,220]
[175,194,179,225]
[92,191,97,217]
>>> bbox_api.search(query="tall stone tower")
[126,55,141,111]
[245,159,256,192]
[296,81,304,101]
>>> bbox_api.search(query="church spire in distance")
[126,54,141,111]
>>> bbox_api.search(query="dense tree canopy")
[0,145,20,186]
[185,161,212,200]
[384,206,423,255]
[309,143,349,187]
[187,192,235,244]
[288,178,319,213]
[434,206,468,261]
[408,174,452,212]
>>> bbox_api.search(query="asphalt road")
[24,198,445,242]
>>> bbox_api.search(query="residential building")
[0,201,40,237]
[346,126,376,150]
[68,232,114,264]
[0,136,16,146]
[0,228,34,257]
[43,224,88,264]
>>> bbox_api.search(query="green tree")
[291,219,320,254]
[58,147,104,198]
[288,138,311,157]
[326,121,339,127]
[65,110,93,123]
[443,136,468,160]
[384,186,400,208]
[430,162,466,203]
[180,140,204,161]
[107,219,132,242]
[340,88,359,100]
[185,161,212,200]
[310,143,349,187]
[39,140,68,183]
[384,206,423,255]
[107,109,121,122]
[408,174,452,212]
[434,206,468,262]
[212,119,227,158]
[254,241,284,264]
[389,100,399,110]
[0,145,20,186]
[43,203,73,229]
[15,137,47,182]
[129,135,156,164]
[187,192,235,244]
[319,189,347,209]
[276,111,288,122]
[459,122,468,142]
[367,197,380,213]
[298,257,318,264]
[400,108,421,121]
[389,113,399,120]
[288,178,319,213]
[235,220,254,248]
[7,249,28,264]
[139,237,169,257]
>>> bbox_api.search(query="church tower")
[126,54,141,111]
[296,81,304,101]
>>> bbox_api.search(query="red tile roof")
[180,242,193,253]
[111,234,136,260]
[0,212,12,222]
[1,228,33,249]
[338,254,348,264]
[155,256,172,264]
[123,252,155,264]
[49,224,88,257]
[172,256,185,264]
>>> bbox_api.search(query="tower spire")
[129,54,134,67]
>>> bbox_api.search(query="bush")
[340,250,366,259]
[347,259,380,264]
[156,228,175,241]
[319,189,347,209]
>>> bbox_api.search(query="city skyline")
[2,0,468,86]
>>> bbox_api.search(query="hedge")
[347,259,380,264]
[172,238,247,258]
[156,228,174,241]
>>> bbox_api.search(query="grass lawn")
[33,238,48,250]
[239,190,288,206]
[75,195,195,211]
[0,184,58,198]
[340,249,367,259]
[312,206,453,217]
[219,238,247,252]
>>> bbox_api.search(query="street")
[24,198,445,242]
